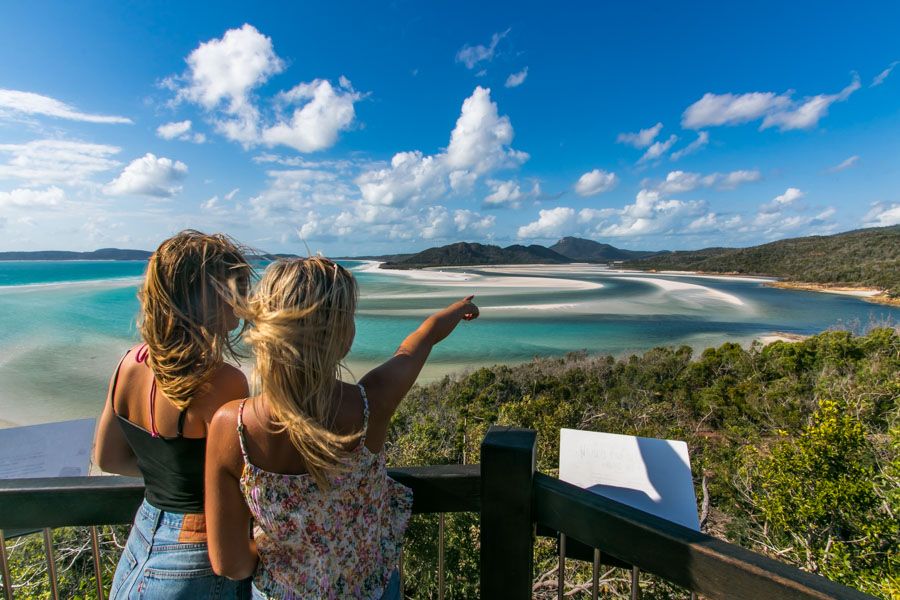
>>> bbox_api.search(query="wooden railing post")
[480,426,536,599]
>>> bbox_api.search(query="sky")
[1,1,899,255]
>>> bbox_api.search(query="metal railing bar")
[558,533,566,600]
[90,526,104,600]
[399,547,404,598]
[42,529,59,600]
[631,566,640,600]
[0,530,11,600]
[592,548,600,600]
[438,513,445,600]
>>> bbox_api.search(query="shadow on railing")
[0,427,876,599]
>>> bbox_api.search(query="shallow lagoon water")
[1,260,897,426]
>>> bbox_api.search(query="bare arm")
[205,403,258,580]
[361,296,478,419]
[93,362,140,477]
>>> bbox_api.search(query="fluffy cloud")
[863,202,900,227]
[456,29,510,69]
[871,61,897,87]
[760,187,804,213]
[616,122,663,148]
[648,169,761,195]
[0,186,65,208]
[828,155,859,173]
[670,131,709,161]
[483,179,524,208]
[0,89,131,124]
[517,207,576,239]
[638,134,678,163]
[574,169,618,196]
[172,24,360,152]
[179,24,283,113]
[249,168,355,219]
[517,190,709,240]
[156,120,206,143]
[356,86,526,206]
[261,79,361,152]
[105,153,188,197]
[505,68,528,88]
[682,76,860,131]
[0,139,121,184]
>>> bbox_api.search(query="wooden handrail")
[0,464,481,531]
[533,472,876,600]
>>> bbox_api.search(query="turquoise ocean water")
[1,260,897,427]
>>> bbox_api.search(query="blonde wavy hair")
[241,257,360,488]
[138,230,251,410]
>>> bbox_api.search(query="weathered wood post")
[480,426,537,599]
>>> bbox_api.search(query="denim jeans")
[110,499,250,599]
[250,569,400,599]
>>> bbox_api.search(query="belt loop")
[150,503,164,541]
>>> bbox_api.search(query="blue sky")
[1,1,899,254]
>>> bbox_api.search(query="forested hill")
[550,236,661,261]
[380,242,572,269]
[623,226,900,294]
[0,248,153,261]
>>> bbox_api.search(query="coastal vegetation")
[623,225,900,296]
[2,327,897,598]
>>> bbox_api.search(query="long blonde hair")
[138,230,251,410]
[241,257,360,488]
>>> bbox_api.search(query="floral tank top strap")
[357,383,369,445]
[236,399,250,464]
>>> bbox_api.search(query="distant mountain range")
[0,249,299,262]
[0,248,153,261]
[549,237,662,261]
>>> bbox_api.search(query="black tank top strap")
[176,408,188,438]
[108,349,132,415]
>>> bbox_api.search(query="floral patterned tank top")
[237,384,413,599]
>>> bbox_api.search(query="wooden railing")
[0,427,876,599]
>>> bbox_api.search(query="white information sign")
[559,428,699,530]
[0,419,96,479]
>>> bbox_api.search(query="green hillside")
[624,226,900,295]
[380,241,572,269]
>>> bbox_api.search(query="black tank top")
[111,346,207,513]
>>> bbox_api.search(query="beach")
[2,259,899,428]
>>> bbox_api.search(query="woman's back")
[232,384,412,598]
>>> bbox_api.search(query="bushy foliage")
[386,328,899,598]
[4,329,896,598]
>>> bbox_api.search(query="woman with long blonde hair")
[93,230,252,599]
[205,257,478,599]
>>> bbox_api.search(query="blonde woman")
[205,258,478,599]
[93,230,252,599]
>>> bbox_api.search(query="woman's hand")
[426,296,479,344]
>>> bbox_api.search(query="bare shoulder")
[209,398,244,433]
[210,364,249,394]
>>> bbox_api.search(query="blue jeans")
[110,499,250,599]
[250,569,400,599]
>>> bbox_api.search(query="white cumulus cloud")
[261,79,361,152]
[638,134,678,163]
[517,207,576,239]
[105,153,188,197]
[0,139,121,185]
[505,67,528,88]
[682,76,860,131]
[356,86,526,206]
[574,169,618,197]
[617,123,663,148]
[156,120,205,143]
[483,179,524,208]
[863,202,900,227]
[670,131,709,161]
[0,186,65,208]
[0,89,132,124]
[456,29,510,69]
